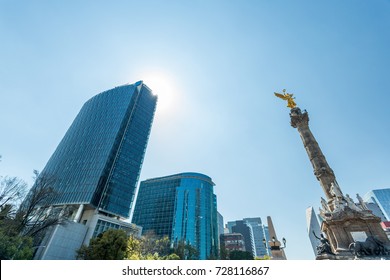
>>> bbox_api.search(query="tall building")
[132,172,219,260]
[217,211,224,238]
[365,202,387,221]
[243,217,270,257]
[31,81,157,259]
[217,211,224,253]
[220,233,245,252]
[381,221,390,239]
[363,188,390,221]
[306,206,322,257]
[230,220,254,255]
[226,217,270,258]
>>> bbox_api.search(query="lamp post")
[263,236,287,260]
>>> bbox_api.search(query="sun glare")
[142,72,178,114]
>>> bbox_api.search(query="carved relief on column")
[290,108,335,200]
[290,107,309,128]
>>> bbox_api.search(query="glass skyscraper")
[132,172,219,260]
[30,81,157,259]
[33,81,157,219]
[363,188,390,221]
[226,218,271,258]
[243,217,270,257]
[306,206,322,257]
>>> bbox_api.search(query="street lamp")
[263,236,287,251]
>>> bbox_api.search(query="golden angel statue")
[274,89,297,108]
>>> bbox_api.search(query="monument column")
[275,90,390,259]
[289,107,335,202]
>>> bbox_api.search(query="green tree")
[172,240,199,260]
[125,233,173,260]
[0,158,72,259]
[0,229,33,260]
[76,229,128,260]
[77,229,196,260]
[165,253,180,260]
[0,166,32,259]
[255,255,271,260]
[0,176,27,217]
[229,250,254,260]
[219,244,229,260]
[16,170,73,239]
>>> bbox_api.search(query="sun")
[142,72,178,114]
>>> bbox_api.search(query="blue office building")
[244,217,270,257]
[29,82,157,259]
[132,172,219,260]
[363,188,390,221]
[226,218,270,258]
[32,81,157,219]
[306,206,322,257]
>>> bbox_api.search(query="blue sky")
[1,0,389,259]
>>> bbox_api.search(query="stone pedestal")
[321,208,388,253]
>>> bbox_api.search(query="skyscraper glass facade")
[243,217,269,257]
[132,172,219,260]
[364,188,390,221]
[132,175,179,237]
[306,206,322,257]
[34,81,157,218]
[227,218,271,258]
[229,220,254,256]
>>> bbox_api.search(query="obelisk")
[267,216,287,260]
[275,90,390,259]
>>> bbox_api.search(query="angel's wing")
[274,92,287,100]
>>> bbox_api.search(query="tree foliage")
[255,255,271,260]
[0,160,33,259]
[0,176,27,218]
[0,164,71,259]
[125,233,179,260]
[77,229,128,260]
[171,239,199,260]
[77,229,190,260]
[228,250,254,260]
[15,170,73,239]
[219,243,229,260]
[0,230,33,260]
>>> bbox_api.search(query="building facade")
[243,217,270,257]
[217,211,224,238]
[34,214,142,260]
[220,233,245,252]
[381,221,390,239]
[363,188,390,221]
[226,217,270,258]
[365,202,387,221]
[226,220,254,255]
[306,206,322,257]
[29,81,157,259]
[132,172,219,260]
